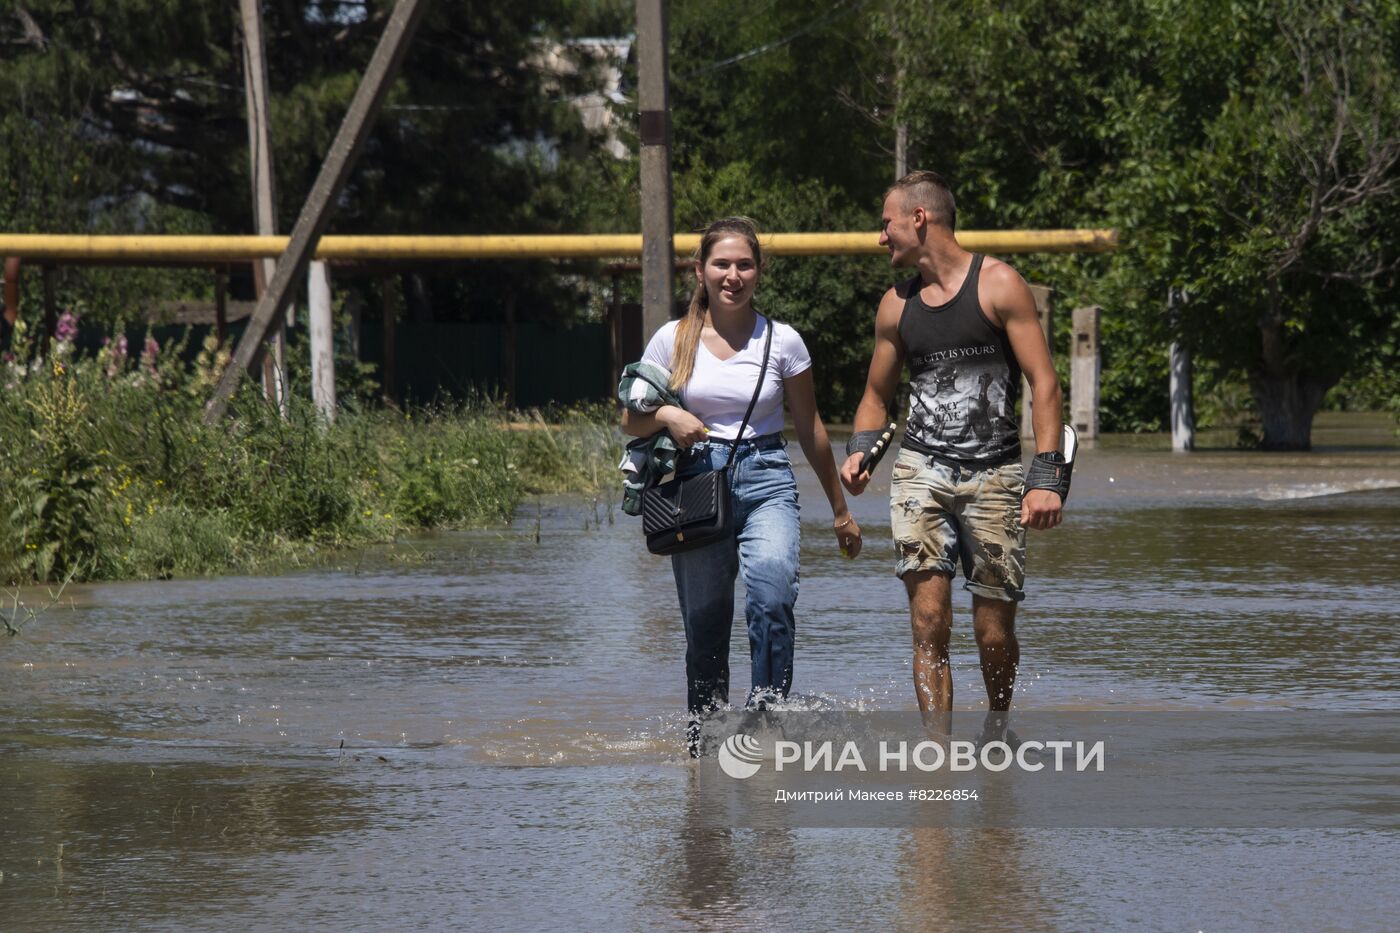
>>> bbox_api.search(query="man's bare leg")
[905,571,954,713]
[972,595,1018,711]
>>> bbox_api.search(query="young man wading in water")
[840,171,1067,720]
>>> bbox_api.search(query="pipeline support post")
[214,268,228,345]
[3,257,19,334]
[205,0,429,423]
[381,275,399,408]
[636,0,674,340]
[41,265,56,347]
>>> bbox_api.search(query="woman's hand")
[834,512,862,559]
[784,368,863,558]
[658,405,708,449]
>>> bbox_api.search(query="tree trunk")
[1249,290,1337,451]
[1247,369,1333,450]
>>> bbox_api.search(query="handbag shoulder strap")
[724,316,775,470]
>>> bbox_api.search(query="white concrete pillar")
[308,261,336,421]
[1170,341,1194,451]
[1071,306,1101,440]
[1169,288,1194,452]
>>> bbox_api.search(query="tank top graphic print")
[898,255,1022,465]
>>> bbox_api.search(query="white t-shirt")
[641,315,812,440]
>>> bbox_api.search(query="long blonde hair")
[670,217,764,390]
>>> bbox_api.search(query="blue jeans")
[670,433,801,714]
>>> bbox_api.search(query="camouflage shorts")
[889,449,1026,602]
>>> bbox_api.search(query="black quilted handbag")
[642,321,772,556]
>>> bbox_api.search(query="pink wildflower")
[138,336,161,376]
[55,311,79,344]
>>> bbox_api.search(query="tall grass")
[0,320,621,583]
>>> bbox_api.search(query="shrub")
[0,328,621,583]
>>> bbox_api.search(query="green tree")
[656,0,902,418]
[668,0,896,205]
[1173,3,1400,447]
[891,0,1400,448]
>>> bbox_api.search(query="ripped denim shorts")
[888,449,1026,602]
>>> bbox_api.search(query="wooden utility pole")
[239,0,287,411]
[891,12,908,179]
[206,0,431,423]
[635,0,674,339]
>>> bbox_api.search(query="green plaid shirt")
[617,361,683,516]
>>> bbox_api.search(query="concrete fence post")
[1070,305,1101,440]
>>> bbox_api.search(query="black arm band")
[1023,453,1073,503]
[1023,424,1079,503]
[846,430,883,459]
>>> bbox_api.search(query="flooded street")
[4,426,1399,930]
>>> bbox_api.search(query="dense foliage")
[668,0,1400,444]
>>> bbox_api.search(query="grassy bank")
[0,328,620,583]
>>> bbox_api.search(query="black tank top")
[898,254,1021,465]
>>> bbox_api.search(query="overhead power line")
[680,0,870,80]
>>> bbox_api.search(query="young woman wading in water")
[621,217,861,754]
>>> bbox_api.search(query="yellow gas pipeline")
[0,230,1117,262]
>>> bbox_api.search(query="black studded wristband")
[846,430,883,459]
[1022,425,1079,504]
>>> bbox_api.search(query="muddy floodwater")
[4,418,1399,930]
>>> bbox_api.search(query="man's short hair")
[886,170,957,232]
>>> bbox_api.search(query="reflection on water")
[2,436,1398,928]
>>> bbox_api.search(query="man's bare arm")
[986,261,1064,529]
[840,287,905,495]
